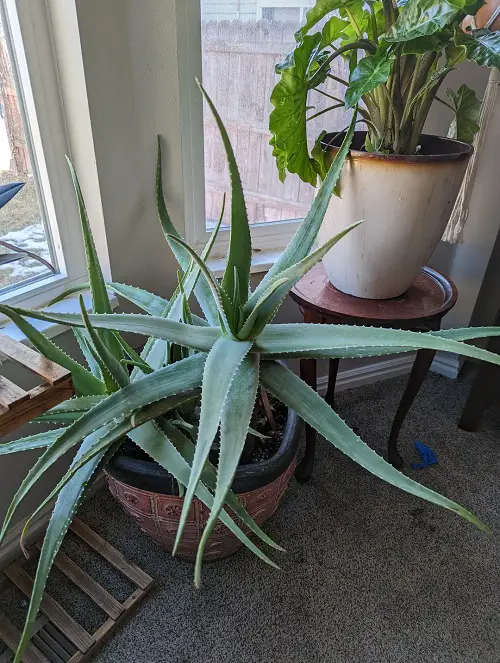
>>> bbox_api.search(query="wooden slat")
[35,543,124,621]
[0,376,29,408]
[3,564,95,653]
[0,613,49,663]
[0,334,69,385]
[69,519,152,591]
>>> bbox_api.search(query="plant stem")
[434,95,455,112]
[346,7,363,38]
[327,73,349,86]
[307,103,345,121]
[370,3,379,40]
[308,40,376,89]
[316,88,345,103]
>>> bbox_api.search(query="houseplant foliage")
[269,0,500,185]
[1,86,500,662]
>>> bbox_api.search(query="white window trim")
[175,0,303,270]
[0,0,110,315]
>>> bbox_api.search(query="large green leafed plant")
[1,84,500,662]
[269,0,500,184]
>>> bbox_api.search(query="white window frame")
[0,0,109,311]
[176,0,303,267]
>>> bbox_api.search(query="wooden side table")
[289,264,457,479]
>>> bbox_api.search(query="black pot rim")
[322,130,473,163]
[107,409,303,495]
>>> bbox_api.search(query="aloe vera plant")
[1,84,500,662]
[269,0,500,184]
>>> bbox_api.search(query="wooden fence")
[202,19,351,226]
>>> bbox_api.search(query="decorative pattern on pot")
[319,132,472,300]
[105,456,296,562]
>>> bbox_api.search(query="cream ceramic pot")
[318,132,472,299]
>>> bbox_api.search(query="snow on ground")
[0,222,52,287]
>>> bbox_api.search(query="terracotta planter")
[106,410,302,562]
[318,132,472,299]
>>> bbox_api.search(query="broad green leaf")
[445,42,467,66]
[240,221,362,339]
[194,354,260,585]
[160,420,284,553]
[79,297,129,391]
[128,421,278,586]
[269,33,323,186]
[455,28,500,68]
[156,138,219,326]
[0,355,205,543]
[12,430,118,663]
[255,324,500,367]
[295,0,359,41]
[260,360,487,532]
[386,0,463,43]
[446,84,481,144]
[197,83,251,310]
[66,159,123,362]
[173,336,253,555]
[0,304,104,397]
[2,306,221,353]
[345,52,393,108]
[311,130,329,181]
[252,111,356,304]
[73,328,103,381]
[320,16,350,47]
[401,34,444,53]
[0,429,66,456]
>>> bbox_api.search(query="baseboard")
[0,474,105,569]
[431,352,460,379]
[317,354,416,395]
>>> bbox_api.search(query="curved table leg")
[388,349,436,468]
[295,358,317,482]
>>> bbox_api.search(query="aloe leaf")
[432,327,500,342]
[255,324,500,366]
[194,354,260,586]
[12,430,119,663]
[198,82,251,309]
[173,336,253,555]
[455,27,500,69]
[66,159,123,362]
[345,52,393,108]
[240,221,362,338]
[160,419,283,552]
[156,137,219,326]
[48,282,91,306]
[108,282,169,316]
[260,360,488,532]
[0,429,66,456]
[79,296,129,391]
[42,396,105,414]
[237,278,290,339]
[252,111,356,304]
[0,304,104,397]
[2,306,220,352]
[129,421,279,582]
[446,84,481,144]
[73,328,103,381]
[0,355,205,542]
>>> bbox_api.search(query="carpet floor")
[32,374,500,661]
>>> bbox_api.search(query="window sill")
[207,248,284,279]
[0,292,118,343]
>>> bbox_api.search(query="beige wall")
[1,1,499,527]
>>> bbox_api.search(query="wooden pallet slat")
[3,564,95,654]
[0,334,68,385]
[0,375,29,408]
[69,519,151,591]
[0,614,48,663]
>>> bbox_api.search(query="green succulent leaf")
[269,33,323,186]
[260,360,488,532]
[73,328,103,381]
[386,0,463,43]
[173,336,253,555]
[345,52,393,108]
[455,28,500,68]
[446,84,481,144]
[0,429,67,456]
[194,353,260,585]
[197,82,251,310]
[253,111,356,304]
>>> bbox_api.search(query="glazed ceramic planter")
[318,132,472,299]
[106,410,302,562]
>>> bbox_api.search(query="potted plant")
[2,86,500,663]
[269,0,500,298]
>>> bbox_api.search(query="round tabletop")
[290,264,457,325]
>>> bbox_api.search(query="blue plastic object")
[411,441,438,470]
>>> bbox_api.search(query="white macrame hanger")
[442,10,500,244]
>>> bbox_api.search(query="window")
[0,0,103,311]
[180,1,349,261]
